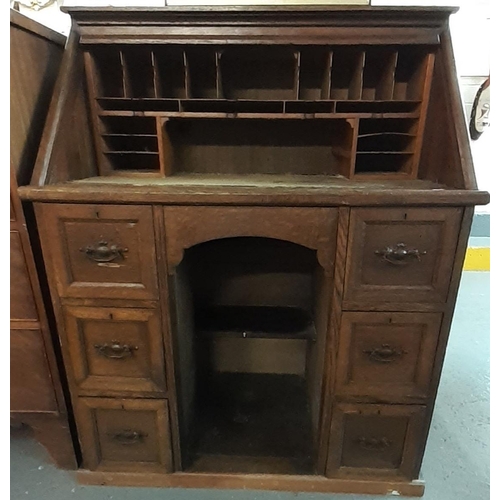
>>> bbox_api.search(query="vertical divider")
[183,50,191,99]
[379,51,398,100]
[353,51,365,100]
[390,51,400,100]
[216,51,223,99]
[152,50,161,98]
[410,52,436,179]
[348,117,360,178]
[157,117,173,177]
[322,50,333,100]
[294,50,301,100]
[408,51,433,101]
[119,49,131,98]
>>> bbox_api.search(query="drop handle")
[94,341,138,359]
[374,243,426,266]
[355,437,392,451]
[109,429,147,445]
[363,344,407,363]
[80,240,128,263]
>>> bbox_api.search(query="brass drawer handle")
[363,344,407,363]
[108,429,147,445]
[80,240,128,263]
[355,436,392,451]
[375,243,426,266]
[94,341,138,359]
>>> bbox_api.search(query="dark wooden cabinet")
[18,5,489,496]
[10,9,77,469]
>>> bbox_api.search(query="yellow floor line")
[464,247,490,271]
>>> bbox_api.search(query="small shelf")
[357,132,416,152]
[102,151,160,171]
[99,115,157,135]
[164,117,354,176]
[335,100,420,114]
[355,152,413,174]
[354,117,417,175]
[196,305,314,339]
[103,151,159,155]
[98,116,160,173]
[98,98,181,112]
[102,134,158,152]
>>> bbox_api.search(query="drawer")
[335,312,442,401]
[326,403,425,480]
[10,329,58,413]
[64,306,166,395]
[77,398,173,472]
[10,231,38,321]
[37,204,158,300]
[344,207,462,305]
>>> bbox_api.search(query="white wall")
[14,0,493,213]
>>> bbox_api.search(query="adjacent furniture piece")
[10,9,77,469]
[19,6,489,495]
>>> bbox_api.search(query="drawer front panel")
[326,403,425,479]
[10,329,58,413]
[64,306,166,394]
[39,204,158,300]
[77,398,173,472]
[10,231,38,321]
[344,207,462,304]
[336,312,442,401]
[164,206,338,274]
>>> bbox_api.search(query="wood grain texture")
[152,206,183,470]
[63,306,167,395]
[30,29,97,187]
[38,204,159,300]
[76,469,425,496]
[19,180,490,206]
[326,403,426,480]
[343,207,463,304]
[335,312,442,402]
[411,206,475,476]
[317,206,350,472]
[10,328,58,413]
[19,5,489,492]
[163,206,338,274]
[10,15,64,186]
[76,397,173,473]
[10,10,77,470]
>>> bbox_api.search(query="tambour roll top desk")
[19,5,489,496]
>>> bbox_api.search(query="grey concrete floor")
[10,272,490,500]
